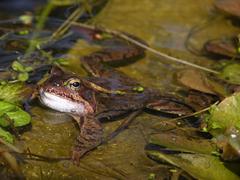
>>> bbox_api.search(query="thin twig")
[50,7,85,40]
[103,28,220,74]
[169,101,219,121]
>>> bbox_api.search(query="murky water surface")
[3,0,239,179]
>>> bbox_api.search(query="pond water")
[1,0,240,179]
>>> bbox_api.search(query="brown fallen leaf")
[204,39,239,58]
[177,69,227,97]
[215,0,240,18]
[177,69,216,94]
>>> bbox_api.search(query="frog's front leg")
[71,115,103,165]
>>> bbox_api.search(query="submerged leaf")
[215,0,240,18]
[204,39,239,58]
[147,150,239,180]
[177,69,227,97]
[177,69,216,95]
[149,132,217,155]
[186,90,219,111]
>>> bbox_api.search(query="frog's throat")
[39,89,93,115]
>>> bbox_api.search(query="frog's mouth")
[39,89,87,115]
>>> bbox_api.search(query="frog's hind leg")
[71,115,103,165]
[146,97,194,116]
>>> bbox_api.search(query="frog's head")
[39,66,94,115]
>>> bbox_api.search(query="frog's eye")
[66,78,81,90]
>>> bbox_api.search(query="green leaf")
[19,14,33,25]
[0,101,31,127]
[0,115,12,127]
[54,58,69,65]
[205,93,240,136]
[50,0,82,6]
[0,127,13,143]
[12,61,25,72]
[204,93,240,160]
[24,66,33,72]
[0,82,25,103]
[6,108,31,127]
[12,61,33,73]
[17,72,29,82]
[0,101,16,116]
[17,30,30,35]
[219,64,240,84]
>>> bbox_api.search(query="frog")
[38,27,193,164]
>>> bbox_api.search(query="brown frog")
[38,28,193,164]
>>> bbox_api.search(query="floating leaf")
[205,93,240,135]
[17,72,29,82]
[219,64,240,85]
[0,127,13,143]
[54,58,69,66]
[51,0,82,6]
[204,92,240,160]
[149,132,217,155]
[12,61,25,72]
[19,14,33,25]
[0,101,16,116]
[0,82,26,103]
[12,61,33,81]
[0,101,31,127]
[6,108,31,127]
[17,30,30,35]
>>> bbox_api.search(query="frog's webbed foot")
[146,97,194,116]
[71,115,103,165]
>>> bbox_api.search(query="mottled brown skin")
[39,30,193,164]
